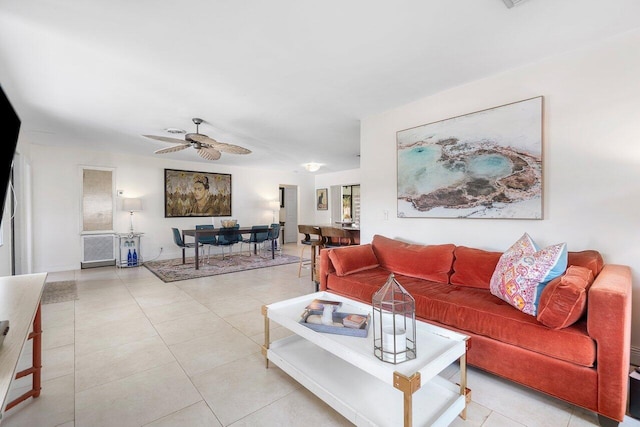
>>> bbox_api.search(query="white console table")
[0,273,47,421]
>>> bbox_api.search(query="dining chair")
[241,225,270,256]
[217,224,240,259]
[172,227,203,264]
[297,225,322,280]
[195,224,217,264]
[266,223,282,256]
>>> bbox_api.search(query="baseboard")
[80,260,116,269]
[631,346,640,367]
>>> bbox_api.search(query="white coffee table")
[262,291,470,427]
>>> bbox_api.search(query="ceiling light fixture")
[303,162,322,172]
[164,127,186,134]
[502,0,529,8]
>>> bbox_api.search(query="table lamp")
[122,198,142,234]
[269,199,280,223]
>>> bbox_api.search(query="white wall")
[27,144,315,272]
[314,168,361,224]
[361,29,640,356]
[0,189,12,276]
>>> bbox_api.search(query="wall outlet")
[383,210,389,220]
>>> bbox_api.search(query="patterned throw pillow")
[490,233,568,316]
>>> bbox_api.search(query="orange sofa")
[318,235,632,426]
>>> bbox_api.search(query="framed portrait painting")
[164,168,232,217]
[397,96,543,219]
[316,188,328,210]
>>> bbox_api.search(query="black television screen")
[0,85,20,220]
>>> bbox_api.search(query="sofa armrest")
[318,248,335,291]
[587,264,632,421]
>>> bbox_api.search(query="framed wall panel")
[81,167,114,231]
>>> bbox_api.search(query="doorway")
[280,185,298,243]
[11,152,33,275]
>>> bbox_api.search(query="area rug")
[42,280,78,304]
[144,253,300,283]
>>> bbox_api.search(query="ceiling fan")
[143,118,251,160]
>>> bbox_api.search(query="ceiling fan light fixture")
[303,162,322,172]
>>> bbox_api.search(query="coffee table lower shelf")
[268,334,465,427]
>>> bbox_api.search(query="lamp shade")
[269,199,280,210]
[122,198,142,212]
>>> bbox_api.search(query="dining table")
[182,226,274,269]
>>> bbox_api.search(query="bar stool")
[298,225,322,280]
[320,226,356,248]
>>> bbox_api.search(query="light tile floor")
[2,243,639,427]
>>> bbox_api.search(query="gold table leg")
[393,371,421,427]
[459,353,468,420]
[261,305,270,368]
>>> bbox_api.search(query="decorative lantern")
[372,273,416,364]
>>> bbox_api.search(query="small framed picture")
[316,188,328,210]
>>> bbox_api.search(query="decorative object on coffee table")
[372,273,416,364]
[299,309,370,337]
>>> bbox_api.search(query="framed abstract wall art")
[164,168,232,217]
[397,96,543,219]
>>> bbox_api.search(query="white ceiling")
[1,0,639,173]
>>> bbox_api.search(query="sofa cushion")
[490,233,568,316]
[325,271,595,367]
[536,266,594,329]
[328,244,379,276]
[371,235,454,284]
[325,267,393,303]
[451,246,502,289]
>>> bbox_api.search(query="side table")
[116,233,144,267]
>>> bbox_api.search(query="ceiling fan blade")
[154,144,190,154]
[198,147,222,160]
[189,133,251,155]
[143,135,188,145]
[210,141,252,155]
